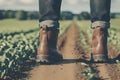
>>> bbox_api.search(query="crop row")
[0,21,71,79]
[0,31,39,79]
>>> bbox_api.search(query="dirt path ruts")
[27,22,87,80]
[27,22,120,80]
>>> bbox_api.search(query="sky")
[0,0,120,13]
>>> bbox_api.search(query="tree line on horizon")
[0,10,117,20]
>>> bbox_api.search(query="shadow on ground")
[38,54,120,65]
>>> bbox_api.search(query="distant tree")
[0,10,4,19]
[8,11,16,18]
[32,12,39,19]
[75,14,81,20]
[3,10,9,18]
[27,11,39,20]
[111,13,116,19]
[78,11,90,20]
[15,10,27,20]
[27,12,33,20]
[61,11,74,20]
[2,10,15,18]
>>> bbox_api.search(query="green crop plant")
[0,19,71,79]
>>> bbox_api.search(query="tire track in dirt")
[27,22,87,80]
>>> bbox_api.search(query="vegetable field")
[0,19,70,79]
[0,19,120,80]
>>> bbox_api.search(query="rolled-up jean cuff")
[91,21,110,29]
[39,20,59,29]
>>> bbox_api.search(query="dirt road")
[27,22,120,80]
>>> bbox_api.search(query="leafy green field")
[0,19,120,79]
[0,19,38,33]
[0,19,71,33]
[0,19,71,79]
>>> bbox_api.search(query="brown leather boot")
[91,27,109,62]
[36,25,62,64]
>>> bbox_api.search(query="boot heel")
[36,55,49,63]
[90,53,108,63]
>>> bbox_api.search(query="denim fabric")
[39,0,111,28]
[39,0,62,22]
[90,0,111,22]
[39,20,59,28]
[91,21,110,29]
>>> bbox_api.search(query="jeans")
[39,0,111,28]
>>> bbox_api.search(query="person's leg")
[37,0,62,64]
[39,0,62,28]
[90,0,111,62]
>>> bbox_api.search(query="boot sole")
[90,54,108,63]
[36,54,63,64]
